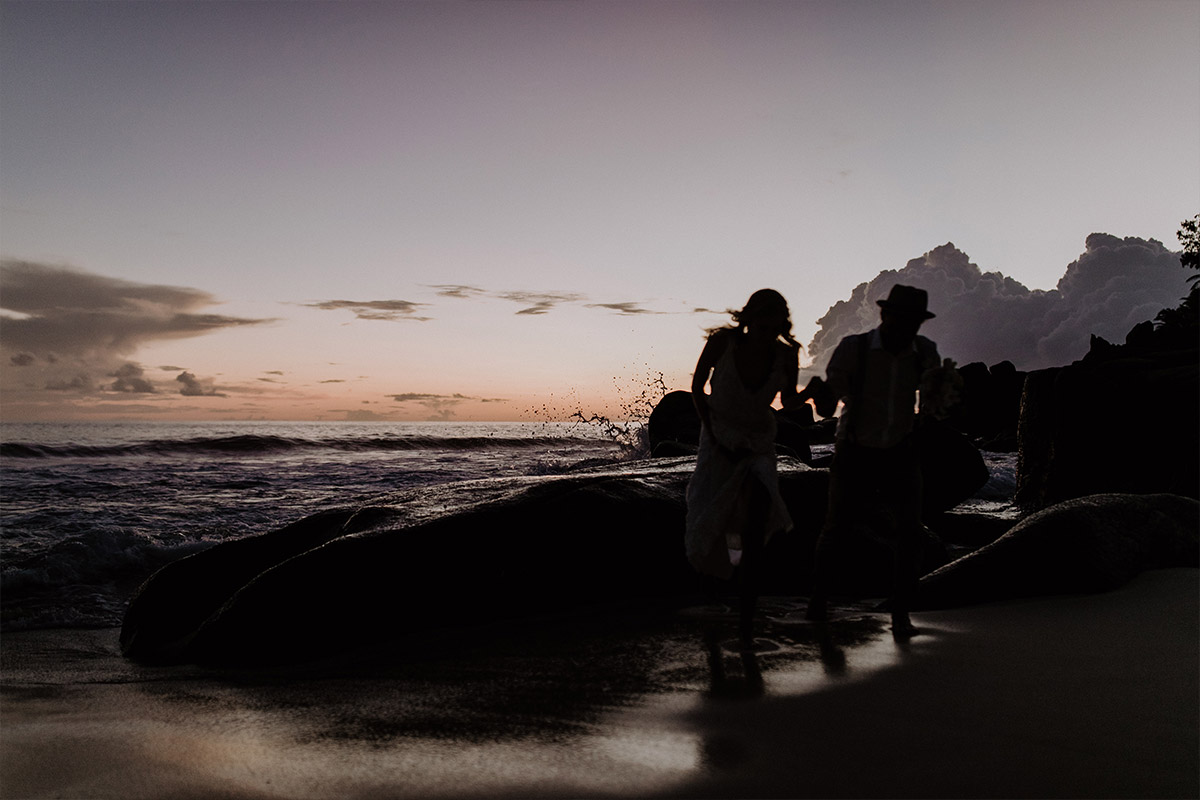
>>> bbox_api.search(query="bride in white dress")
[686,289,803,646]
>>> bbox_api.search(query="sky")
[1,0,1197,422]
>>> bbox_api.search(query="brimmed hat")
[877,284,935,319]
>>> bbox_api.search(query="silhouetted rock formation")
[646,390,812,462]
[122,456,962,666]
[917,417,991,520]
[1016,322,1199,510]
[947,360,1027,451]
[646,390,701,456]
[120,460,813,665]
[913,493,1200,609]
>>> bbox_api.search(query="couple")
[685,285,944,646]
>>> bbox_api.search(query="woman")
[685,288,802,647]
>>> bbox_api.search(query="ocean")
[0,420,1016,634]
[0,421,629,632]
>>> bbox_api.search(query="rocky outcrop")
[946,360,1026,451]
[646,390,812,462]
[913,493,1200,609]
[1015,327,1199,510]
[121,459,842,666]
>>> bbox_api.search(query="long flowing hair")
[709,288,801,349]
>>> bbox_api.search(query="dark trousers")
[810,437,924,614]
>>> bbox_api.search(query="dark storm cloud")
[109,363,156,393]
[0,260,272,358]
[176,371,226,397]
[802,234,1190,377]
[0,260,273,394]
[44,374,93,392]
[301,299,431,322]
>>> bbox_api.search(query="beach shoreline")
[3,569,1197,799]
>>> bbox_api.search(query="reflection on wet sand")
[1,602,910,799]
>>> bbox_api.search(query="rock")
[646,391,701,454]
[123,458,839,666]
[913,493,1200,609]
[1015,329,1199,510]
[917,417,990,520]
[646,390,812,462]
[119,508,384,662]
[946,360,1026,450]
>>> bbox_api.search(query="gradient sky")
[2,0,1197,422]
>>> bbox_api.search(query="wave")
[0,433,616,460]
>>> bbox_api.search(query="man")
[804,284,945,636]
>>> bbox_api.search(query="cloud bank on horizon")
[0,259,271,399]
[1,231,1191,418]
[801,233,1190,378]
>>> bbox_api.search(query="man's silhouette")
[805,284,942,636]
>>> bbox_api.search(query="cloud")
[0,260,273,394]
[495,291,586,316]
[45,374,94,392]
[389,392,472,403]
[387,391,507,420]
[429,284,489,300]
[430,284,585,315]
[584,302,670,315]
[802,234,1190,378]
[109,363,156,393]
[301,299,431,321]
[176,371,226,397]
[338,408,395,422]
[433,283,691,317]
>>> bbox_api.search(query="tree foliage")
[1178,214,1199,274]
[1153,214,1199,342]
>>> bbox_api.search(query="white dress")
[685,336,794,579]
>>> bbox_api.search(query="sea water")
[0,421,625,631]
[0,420,1016,633]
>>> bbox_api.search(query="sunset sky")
[2,0,1197,422]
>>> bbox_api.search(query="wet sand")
[2,569,1196,799]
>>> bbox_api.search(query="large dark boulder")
[917,417,990,520]
[1016,330,1199,510]
[913,493,1200,609]
[946,360,1026,451]
[122,459,841,666]
[647,390,701,456]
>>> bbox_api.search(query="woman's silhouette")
[686,289,802,648]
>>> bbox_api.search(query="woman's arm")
[778,341,803,409]
[691,332,726,429]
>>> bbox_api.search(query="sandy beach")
[2,568,1196,800]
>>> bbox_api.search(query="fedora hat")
[877,284,935,319]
